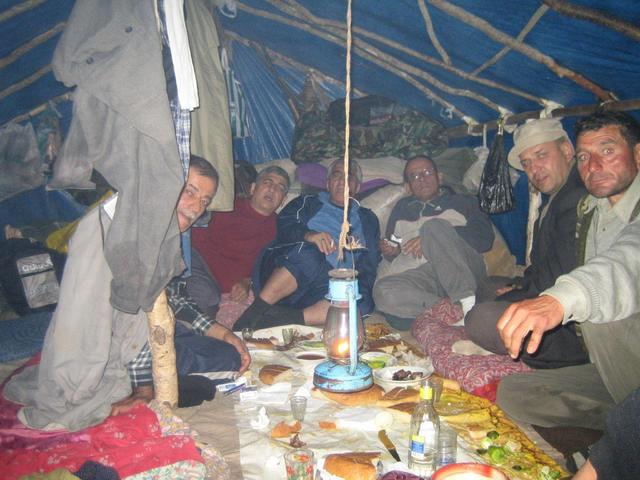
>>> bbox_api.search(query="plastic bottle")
[408,380,440,477]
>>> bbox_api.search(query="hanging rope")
[336,0,352,262]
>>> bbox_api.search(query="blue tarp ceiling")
[2,0,639,139]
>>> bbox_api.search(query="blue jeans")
[174,322,240,379]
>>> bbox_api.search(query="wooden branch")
[247,2,493,116]
[0,22,66,69]
[0,64,51,101]
[417,0,451,65]
[427,0,614,101]
[543,0,640,43]
[472,5,548,76]
[146,291,178,409]
[0,0,46,22]
[264,0,544,105]
[446,98,640,139]
[4,91,72,126]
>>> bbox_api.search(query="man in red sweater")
[188,166,290,315]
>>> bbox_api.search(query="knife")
[378,429,401,462]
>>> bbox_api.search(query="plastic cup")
[435,426,457,469]
[284,448,315,480]
[241,327,254,341]
[428,375,443,405]
[290,395,308,421]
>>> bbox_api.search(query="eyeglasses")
[328,171,359,182]
[408,168,436,182]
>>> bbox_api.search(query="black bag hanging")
[478,122,515,214]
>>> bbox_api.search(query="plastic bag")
[477,132,515,213]
[0,123,45,202]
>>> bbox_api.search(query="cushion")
[411,299,531,393]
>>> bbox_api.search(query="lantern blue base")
[313,360,373,393]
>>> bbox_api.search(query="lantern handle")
[347,284,358,375]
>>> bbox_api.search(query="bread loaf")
[324,452,380,480]
[270,420,301,438]
[376,387,420,407]
[386,401,417,423]
[311,384,383,406]
[259,364,293,385]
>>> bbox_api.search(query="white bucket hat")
[508,118,570,170]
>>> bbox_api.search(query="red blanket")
[0,357,203,479]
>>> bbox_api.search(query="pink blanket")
[0,358,203,479]
[411,299,531,396]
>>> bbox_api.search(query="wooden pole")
[273,0,544,105]
[543,0,640,43]
[417,0,451,65]
[471,5,549,76]
[146,291,178,408]
[0,0,46,22]
[446,98,640,139]
[427,0,614,101]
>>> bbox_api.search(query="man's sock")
[452,295,476,326]
[233,296,272,330]
[261,304,305,328]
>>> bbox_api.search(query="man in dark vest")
[465,118,589,368]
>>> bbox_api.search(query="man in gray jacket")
[496,111,640,430]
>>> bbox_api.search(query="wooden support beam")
[0,64,51,101]
[427,0,614,101]
[238,2,473,120]
[146,291,178,409]
[0,0,46,22]
[4,91,71,126]
[262,0,544,105]
[417,0,451,65]
[0,22,66,69]
[472,5,548,76]
[543,0,640,43]
[446,98,640,139]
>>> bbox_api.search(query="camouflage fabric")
[291,107,448,164]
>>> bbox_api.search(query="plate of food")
[373,365,433,391]
[360,351,397,369]
[299,339,325,350]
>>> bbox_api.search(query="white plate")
[373,365,433,391]
[253,325,322,343]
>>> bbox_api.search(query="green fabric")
[291,107,448,164]
[383,313,414,331]
[20,468,79,480]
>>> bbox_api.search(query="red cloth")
[192,198,276,292]
[0,358,202,479]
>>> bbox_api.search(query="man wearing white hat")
[465,118,589,369]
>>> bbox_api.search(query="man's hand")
[304,231,337,255]
[230,278,251,302]
[222,329,251,375]
[379,238,401,260]
[110,385,154,416]
[495,284,516,296]
[401,236,423,259]
[496,296,565,358]
[207,323,251,375]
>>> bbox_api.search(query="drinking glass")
[284,448,315,480]
[290,395,308,422]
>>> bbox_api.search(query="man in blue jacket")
[234,159,380,329]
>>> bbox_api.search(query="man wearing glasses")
[373,155,494,329]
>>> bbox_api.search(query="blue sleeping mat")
[0,312,52,362]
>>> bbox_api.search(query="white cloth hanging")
[164,0,199,110]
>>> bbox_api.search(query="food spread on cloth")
[233,324,568,480]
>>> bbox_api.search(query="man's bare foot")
[110,385,154,416]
